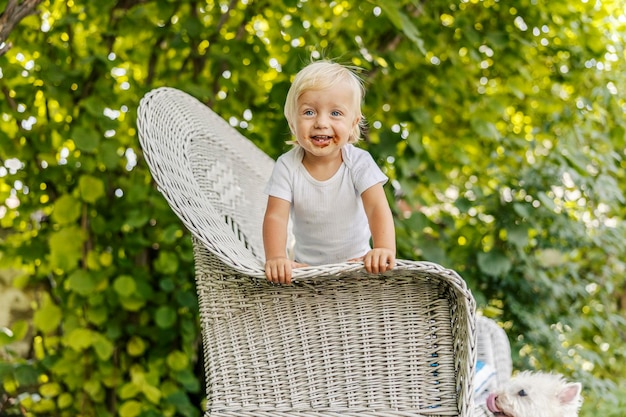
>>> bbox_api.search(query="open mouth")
[486,394,513,417]
[311,135,332,145]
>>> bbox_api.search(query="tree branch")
[0,0,43,56]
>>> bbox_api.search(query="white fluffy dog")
[486,371,582,417]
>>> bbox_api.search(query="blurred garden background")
[1,0,625,415]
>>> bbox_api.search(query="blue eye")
[303,110,314,116]
[331,110,341,117]
[518,389,527,397]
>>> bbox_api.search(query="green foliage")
[1,1,200,414]
[1,0,625,415]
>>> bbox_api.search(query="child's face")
[292,82,360,161]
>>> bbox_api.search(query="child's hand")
[363,248,395,274]
[264,257,308,285]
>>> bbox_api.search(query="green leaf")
[52,194,82,225]
[72,125,101,152]
[78,175,106,203]
[48,226,85,271]
[113,275,137,297]
[173,369,200,392]
[119,382,141,400]
[84,378,104,401]
[166,350,189,371]
[175,291,198,309]
[374,1,426,55]
[33,300,62,334]
[159,278,175,292]
[39,382,62,397]
[420,244,447,266]
[119,296,146,312]
[506,226,529,248]
[67,269,97,295]
[160,224,183,244]
[142,384,162,404]
[127,336,147,357]
[164,390,197,416]
[57,393,73,409]
[83,96,105,117]
[11,320,30,341]
[13,364,40,387]
[125,209,150,228]
[477,251,512,277]
[99,140,121,170]
[470,118,500,140]
[64,328,94,351]
[93,333,115,360]
[119,400,142,417]
[155,306,177,329]
[86,305,109,326]
[153,251,179,274]
[513,203,531,218]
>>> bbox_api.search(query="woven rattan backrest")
[137,87,274,272]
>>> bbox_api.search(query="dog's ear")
[558,382,582,404]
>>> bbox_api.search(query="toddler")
[263,60,396,284]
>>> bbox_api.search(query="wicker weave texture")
[137,86,273,273]
[472,317,512,417]
[137,87,477,416]
[475,316,512,389]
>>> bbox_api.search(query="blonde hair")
[284,60,366,144]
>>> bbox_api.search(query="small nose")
[314,114,329,128]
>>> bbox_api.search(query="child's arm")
[361,183,396,274]
[263,196,296,284]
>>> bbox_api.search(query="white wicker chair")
[473,317,512,417]
[474,316,513,417]
[476,317,512,390]
[137,87,477,417]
